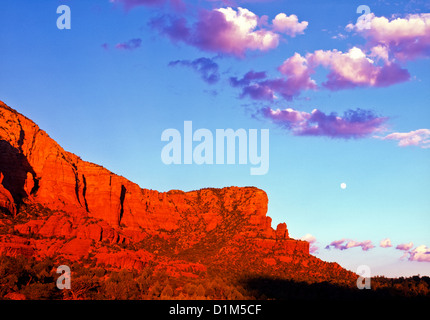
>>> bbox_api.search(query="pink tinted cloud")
[115,38,142,50]
[377,129,430,148]
[150,7,308,57]
[300,234,318,253]
[380,238,392,248]
[262,107,387,139]
[307,47,410,90]
[230,53,316,100]
[395,242,430,262]
[229,71,275,100]
[194,7,280,57]
[230,76,314,101]
[396,242,414,251]
[230,47,409,102]
[347,13,430,61]
[345,240,374,251]
[325,239,375,251]
[409,245,430,262]
[278,52,317,92]
[325,239,346,250]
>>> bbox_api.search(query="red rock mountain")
[0,100,357,297]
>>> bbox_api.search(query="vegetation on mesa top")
[0,203,429,300]
[1,254,430,300]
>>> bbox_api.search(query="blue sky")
[1,0,429,277]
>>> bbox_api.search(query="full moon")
[340,183,347,189]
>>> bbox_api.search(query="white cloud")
[272,13,308,37]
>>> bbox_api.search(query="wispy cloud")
[115,38,142,50]
[325,238,430,262]
[325,238,375,251]
[169,57,220,84]
[376,129,430,148]
[261,107,387,139]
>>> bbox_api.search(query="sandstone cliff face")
[0,173,16,216]
[0,102,265,231]
[0,100,130,225]
[0,101,308,257]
